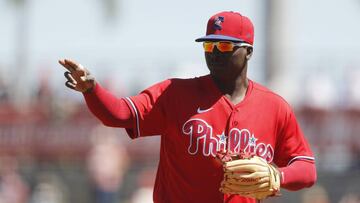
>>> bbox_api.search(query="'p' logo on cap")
[195,11,254,45]
[214,16,224,30]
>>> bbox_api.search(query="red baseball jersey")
[123,75,314,203]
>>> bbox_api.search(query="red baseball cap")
[195,11,254,45]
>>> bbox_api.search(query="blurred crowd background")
[1,0,360,202]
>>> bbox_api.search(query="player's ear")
[246,47,253,60]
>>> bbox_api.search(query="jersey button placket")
[230,109,239,128]
[226,109,239,153]
[233,121,238,126]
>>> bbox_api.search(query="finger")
[224,158,266,167]
[239,171,269,179]
[64,59,83,71]
[221,181,270,192]
[225,171,269,181]
[225,176,270,185]
[225,162,268,172]
[64,72,77,84]
[225,165,268,173]
[80,76,87,82]
[80,69,96,82]
[79,67,88,81]
[85,74,95,82]
[78,63,85,70]
[80,75,93,82]
[220,187,252,196]
[59,59,76,72]
[65,81,76,90]
[220,187,250,195]
[225,171,268,178]
[219,188,239,195]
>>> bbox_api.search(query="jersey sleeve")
[123,79,172,139]
[273,104,315,167]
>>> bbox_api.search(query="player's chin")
[208,64,224,73]
[207,61,229,70]
[209,66,231,79]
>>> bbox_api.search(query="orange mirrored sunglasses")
[203,41,252,53]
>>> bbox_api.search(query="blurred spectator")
[345,68,360,110]
[0,75,9,102]
[87,125,129,203]
[29,172,69,203]
[35,68,53,104]
[130,167,157,203]
[0,156,29,203]
[321,143,352,172]
[303,73,337,110]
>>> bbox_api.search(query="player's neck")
[211,68,249,105]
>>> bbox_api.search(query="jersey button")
[233,121,238,126]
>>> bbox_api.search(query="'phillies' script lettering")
[182,119,274,163]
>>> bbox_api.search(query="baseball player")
[59,11,316,203]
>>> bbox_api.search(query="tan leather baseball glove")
[217,152,281,200]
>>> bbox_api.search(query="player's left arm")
[274,105,317,191]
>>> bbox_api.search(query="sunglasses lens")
[217,42,234,52]
[203,42,214,52]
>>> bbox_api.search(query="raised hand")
[58,59,96,93]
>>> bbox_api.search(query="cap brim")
[195,34,244,42]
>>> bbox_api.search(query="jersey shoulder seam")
[252,82,291,106]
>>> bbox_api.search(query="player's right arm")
[58,59,133,128]
[59,58,170,137]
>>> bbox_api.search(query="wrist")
[278,168,285,186]
[83,81,97,94]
